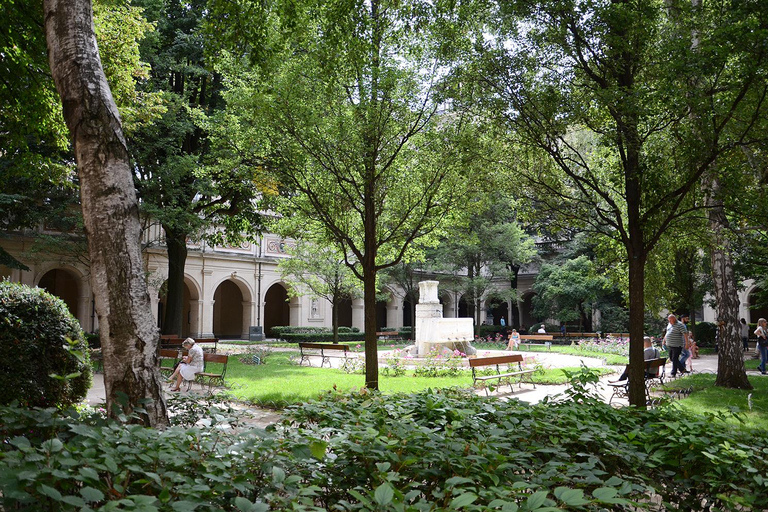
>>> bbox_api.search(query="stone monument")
[413,280,475,356]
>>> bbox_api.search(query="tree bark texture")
[704,172,752,389]
[44,0,169,426]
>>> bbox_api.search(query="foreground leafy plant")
[2,381,767,510]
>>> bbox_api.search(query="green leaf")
[38,484,62,501]
[592,487,618,501]
[450,492,478,508]
[374,483,394,506]
[554,487,589,506]
[445,476,474,486]
[80,486,105,503]
[43,438,64,452]
[104,456,118,473]
[525,490,549,510]
[10,436,31,450]
[62,495,86,507]
[309,439,327,459]
[272,465,286,484]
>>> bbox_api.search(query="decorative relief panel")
[265,238,295,256]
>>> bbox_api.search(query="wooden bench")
[561,332,600,339]
[469,354,536,396]
[519,334,554,350]
[160,336,184,350]
[376,331,399,340]
[158,348,183,378]
[607,357,667,405]
[298,342,351,369]
[194,337,219,353]
[194,353,229,393]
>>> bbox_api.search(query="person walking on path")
[755,318,768,375]
[679,315,692,371]
[741,318,750,352]
[663,314,689,377]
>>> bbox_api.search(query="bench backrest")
[203,353,228,365]
[299,342,349,352]
[519,334,554,341]
[645,357,666,371]
[194,338,219,344]
[468,354,524,368]
[158,349,184,359]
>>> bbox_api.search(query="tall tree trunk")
[509,264,521,328]
[44,0,168,426]
[163,226,188,337]
[363,269,379,389]
[626,251,647,407]
[704,172,752,389]
[332,296,339,344]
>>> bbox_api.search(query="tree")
[434,197,536,333]
[467,0,768,404]
[1,0,159,271]
[278,242,361,343]
[130,0,271,336]
[229,0,474,390]
[44,0,168,426]
[532,256,608,332]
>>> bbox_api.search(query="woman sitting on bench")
[506,329,520,350]
[168,338,204,392]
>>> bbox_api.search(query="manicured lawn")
[664,373,768,429]
[222,352,613,408]
[508,344,629,365]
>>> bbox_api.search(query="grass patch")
[515,344,628,365]
[220,351,617,407]
[662,373,768,429]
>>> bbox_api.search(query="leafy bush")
[0,282,92,408]
[84,332,100,349]
[477,324,505,336]
[272,325,361,338]
[283,332,366,343]
[2,385,768,510]
[693,321,716,347]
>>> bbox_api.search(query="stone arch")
[747,286,768,324]
[519,291,537,332]
[337,297,353,327]
[157,274,202,337]
[213,276,253,339]
[458,294,470,318]
[264,282,291,337]
[486,292,509,326]
[36,266,91,330]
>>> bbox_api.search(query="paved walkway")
[85,351,760,428]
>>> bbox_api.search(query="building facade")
[2,226,765,338]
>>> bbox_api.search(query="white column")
[387,299,402,329]
[242,301,254,339]
[352,298,365,331]
[289,299,301,327]
[77,294,92,332]
[189,300,202,338]
[201,269,215,337]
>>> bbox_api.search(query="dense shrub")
[477,324,505,337]
[0,282,91,408]
[693,321,716,347]
[283,332,365,343]
[271,325,360,338]
[2,386,767,511]
[84,332,100,349]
